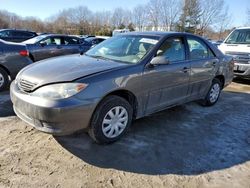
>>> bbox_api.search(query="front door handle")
[182,67,190,73]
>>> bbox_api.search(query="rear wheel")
[88,95,133,144]
[0,68,9,92]
[201,78,222,106]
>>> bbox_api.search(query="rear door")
[186,36,218,99]
[143,36,191,114]
[62,37,81,55]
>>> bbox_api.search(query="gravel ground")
[0,79,250,188]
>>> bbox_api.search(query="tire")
[200,78,222,106]
[88,95,133,144]
[0,68,9,92]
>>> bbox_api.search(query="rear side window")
[21,32,35,37]
[156,37,186,62]
[40,37,62,45]
[64,37,80,45]
[9,31,34,38]
[0,31,10,37]
[187,37,215,60]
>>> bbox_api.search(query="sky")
[0,0,249,27]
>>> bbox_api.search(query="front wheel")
[200,78,222,106]
[88,95,133,144]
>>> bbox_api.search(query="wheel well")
[105,90,138,119]
[29,53,35,62]
[215,75,225,88]
[0,65,10,77]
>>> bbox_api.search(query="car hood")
[219,43,250,54]
[17,54,126,89]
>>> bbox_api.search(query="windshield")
[225,29,250,44]
[85,35,159,64]
[23,35,47,44]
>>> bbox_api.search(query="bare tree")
[111,8,132,29]
[147,0,162,31]
[247,8,250,25]
[159,0,182,31]
[217,5,232,40]
[132,5,148,31]
[0,1,236,38]
[199,0,229,35]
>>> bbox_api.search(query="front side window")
[23,35,47,44]
[187,38,214,60]
[156,37,185,62]
[86,35,159,64]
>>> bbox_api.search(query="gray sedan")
[0,39,32,91]
[23,34,85,62]
[10,32,234,144]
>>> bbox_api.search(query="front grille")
[18,79,37,92]
[225,51,250,64]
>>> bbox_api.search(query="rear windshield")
[225,29,250,44]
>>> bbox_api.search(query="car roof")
[39,34,80,38]
[234,27,250,30]
[122,31,200,38]
[0,29,36,33]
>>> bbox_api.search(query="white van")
[112,29,130,36]
[219,27,250,78]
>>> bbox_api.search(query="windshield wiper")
[85,54,111,61]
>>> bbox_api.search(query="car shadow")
[233,77,250,85]
[0,91,15,117]
[55,91,250,175]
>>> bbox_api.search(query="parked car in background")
[80,37,106,51]
[0,39,32,91]
[211,40,223,47]
[112,29,130,36]
[23,34,84,62]
[11,32,234,144]
[219,27,250,79]
[0,29,37,42]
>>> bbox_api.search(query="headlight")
[31,83,88,99]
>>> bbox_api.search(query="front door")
[143,37,190,114]
[34,37,64,61]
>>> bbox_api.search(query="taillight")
[19,50,29,57]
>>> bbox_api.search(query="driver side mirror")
[150,56,170,65]
[40,41,47,47]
